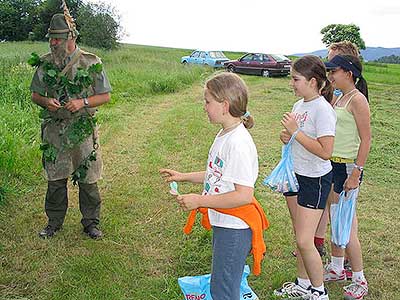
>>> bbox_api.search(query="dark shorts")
[284,171,333,210]
[331,161,363,194]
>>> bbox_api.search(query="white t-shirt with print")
[291,96,336,177]
[203,123,259,229]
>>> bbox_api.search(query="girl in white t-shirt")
[274,56,336,300]
[160,72,260,300]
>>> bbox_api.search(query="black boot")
[38,224,61,239]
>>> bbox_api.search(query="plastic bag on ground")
[178,265,258,300]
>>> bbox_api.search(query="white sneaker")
[274,280,312,299]
[343,279,368,300]
[308,288,329,300]
[323,262,346,282]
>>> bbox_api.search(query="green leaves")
[40,142,58,163]
[27,52,41,67]
[88,63,103,74]
[46,69,57,77]
[27,53,103,100]
[71,150,97,185]
[42,61,60,87]
[38,108,51,120]
[320,24,366,50]
[62,115,97,150]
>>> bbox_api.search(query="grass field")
[0,42,399,300]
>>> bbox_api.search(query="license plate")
[284,65,291,68]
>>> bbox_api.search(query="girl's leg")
[346,211,363,273]
[295,204,324,287]
[343,212,368,299]
[315,186,333,238]
[285,195,297,234]
[325,191,347,281]
[210,226,252,300]
[314,185,334,256]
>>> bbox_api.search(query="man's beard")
[50,40,69,69]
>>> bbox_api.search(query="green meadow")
[0,42,399,299]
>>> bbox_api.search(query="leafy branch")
[71,151,97,185]
[61,115,97,150]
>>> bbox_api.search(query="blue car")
[181,50,230,68]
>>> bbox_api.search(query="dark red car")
[224,53,291,77]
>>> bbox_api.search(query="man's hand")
[176,194,201,211]
[46,98,61,112]
[64,98,85,113]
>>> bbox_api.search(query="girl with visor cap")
[324,55,371,300]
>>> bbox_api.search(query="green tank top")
[332,93,360,159]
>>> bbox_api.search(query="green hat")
[46,13,79,39]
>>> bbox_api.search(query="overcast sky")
[92,0,399,55]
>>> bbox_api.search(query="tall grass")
[1,41,398,204]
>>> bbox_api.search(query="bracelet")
[83,97,89,107]
[354,164,364,172]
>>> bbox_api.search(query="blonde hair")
[328,41,359,57]
[205,72,254,129]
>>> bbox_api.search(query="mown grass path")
[1,76,399,300]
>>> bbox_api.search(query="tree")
[77,2,122,50]
[0,0,122,49]
[375,55,400,64]
[0,0,41,41]
[320,24,366,50]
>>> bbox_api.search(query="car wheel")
[262,69,270,77]
[227,65,235,73]
[182,61,188,65]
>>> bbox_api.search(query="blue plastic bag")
[330,189,358,248]
[178,265,258,300]
[262,132,299,193]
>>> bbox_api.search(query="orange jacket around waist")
[183,197,269,275]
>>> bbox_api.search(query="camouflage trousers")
[45,178,101,229]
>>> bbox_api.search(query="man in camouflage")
[30,12,111,239]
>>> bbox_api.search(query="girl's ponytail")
[242,114,254,129]
[321,79,333,103]
[356,76,369,102]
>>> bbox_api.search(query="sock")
[311,284,325,295]
[331,256,345,273]
[352,270,366,283]
[297,277,311,289]
[314,236,324,247]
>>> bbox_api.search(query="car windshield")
[270,54,290,62]
[209,51,227,59]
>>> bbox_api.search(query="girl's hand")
[281,112,298,135]
[280,129,291,144]
[176,194,201,211]
[343,172,360,192]
[160,168,185,182]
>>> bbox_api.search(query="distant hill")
[292,47,400,61]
